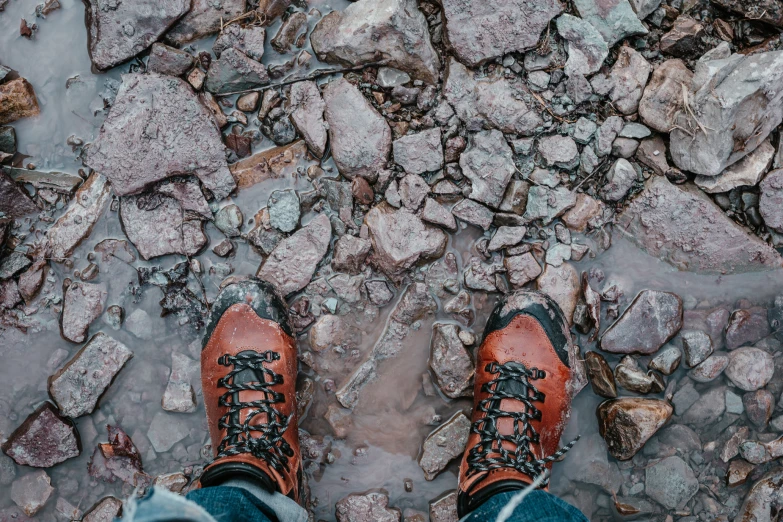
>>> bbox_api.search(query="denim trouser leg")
[460,490,589,522]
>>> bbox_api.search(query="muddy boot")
[199,278,302,502]
[457,291,579,516]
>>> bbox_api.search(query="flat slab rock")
[617,176,783,274]
[85,73,235,200]
[311,0,440,83]
[2,403,81,468]
[601,290,683,355]
[257,213,332,296]
[62,282,107,344]
[205,48,269,94]
[165,0,246,45]
[323,78,391,180]
[418,411,471,480]
[82,497,123,522]
[335,491,401,522]
[444,59,542,135]
[49,332,133,418]
[0,78,40,126]
[460,129,516,208]
[441,0,563,66]
[0,169,38,219]
[364,203,447,279]
[84,0,189,70]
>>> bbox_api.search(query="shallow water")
[3,0,783,520]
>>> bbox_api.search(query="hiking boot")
[199,278,302,502]
[457,291,579,516]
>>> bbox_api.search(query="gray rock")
[161,352,198,413]
[590,46,651,115]
[323,78,391,180]
[212,24,266,62]
[681,385,726,425]
[595,116,624,157]
[421,198,457,231]
[2,403,81,468]
[616,176,783,273]
[536,262,579,324]
[214,204,243,238]
[288,81,327,158]
[377,67,411,88]
[257,214,332,296]
[0,252,31,280]
[10,470,53,516]
[125,309,153,340]
[429,324,473,398]
[725,347,774,391]
[620,122,652,139]
[524,186,577,224]
[393,128,443,175]
[62,282,107,344]
[418,412,470,480]
[563,432,622,493]
[399,174,429,210]
[365,280,394,306]
[538,135,578,168]
[429,492,458,522]
[365,203,447,279]
[205,48,269,94]
[680,330,713,367]
[671,379,699,414]
[648,345,682,375]
[695,140,776,193]
[638,59,693,133]
[488,226,527,251]
[744,389,774,428]
[82,497,123,522]
[734,470,783,522]
[268,189,301,233]
[444,59,543,135]
[147,411,190,453]
[459,129,515,208]
[84,0,189,70]
[451,199,494,230]
[573,0,648,46]
[311,0,439,83]
[601,290,683,355]
[670,50,783,177]
[270,12,307,53]
[629,0,662,19]
[335,491,401,522]
[597,398,673,460]
[688,354,728,383]
[332,235,372,274]
[770,296,783,342]
[504,253,542,289]
[85,74,234,200]
[572,117,598,145]
[0,126,16,155]
[760,169,783,233]
[49,332,133,417]
[0,169,37,219]
[645,456,698,510]
[611,137,639,158]
[557,14,609,77]
[660,16,705,57]
[726,307,771,349]
[147,43,195,76]
[165,0,245,45]
[602,158,637,201]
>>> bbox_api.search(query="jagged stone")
[147,43,195,76]
[165,0,245,45]
[393,128,443,175]
[573,0,648,46]
[601,290,682,355]
[557,14,608,77]
[2,403,81,468]
[429,324,473,398]
[46,173,111,259]
[287,81,327,158]
[212,24,266,62]
[0,78,40,125]
[597,398,673,460]
[590,47,651,115]
[418,412,470,480]
[205,48,269,94]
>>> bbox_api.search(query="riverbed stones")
[670,50,783,177]
[556,14,608,77]
[443,59,543,135]
[2,403,81,468]
[418,411,470,480]
[573,0,648,46]
[536,262,579,324]
[617,176,783,273]
[288,81,327,158]
[638,59,693,133]
[660,16,705,57]
[85,74,234,200]
[504,253,542,289]
[725,347,774,391]
[735,470,783,522]
[166,0,245,45]
[212,24,266,62]
[726,308,772,350]
[46,173,111,260]
[0,78,40,125]
[744,390,774,428]
[459,129,515,208]
[49,332,132,417]
[538,135,578,168]
[257,214,332,296]
[323,78,391,180]
[614,356,664,394]
[421,198,457,231]
[645,456,699,510]
[0,170,37,218]
[10,470,53,516]
[335,491,401,522]
[84,0,188,70]
[82,497,123,522]
[364,203,447,279]
[268,189,300,233]
[147,43,195,77]
[601,158,637,201]
[311,0,439,84]
[688,354,729,383]
[332,235,372,274]
[585,351,617,398]
[161,353,197,413]
[590,47,651,115]
[695,140,776,194]
[681,330,713,367]
[597,398,673,460]
[205,48,269,94]
[760,169,783,233]
[682,385,726,425]
[452,199,494,230]
[429,324,473,399]
[440,0,562,66]
[649,345,681,375]
[62,282,107,344]
[393,128,443,175]
[601,290,682,355]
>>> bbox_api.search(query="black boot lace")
[214,351,294,474]
[466,361,578,486]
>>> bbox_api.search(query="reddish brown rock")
[597,398,673,460]
[0,78,40,125]
[0,169,37,218]
[2,403,81,468]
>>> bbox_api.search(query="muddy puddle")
[3,0,783,520]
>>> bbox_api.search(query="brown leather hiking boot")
[199,278,302,502]
[457,291,579,516]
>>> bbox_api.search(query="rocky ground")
[2,0,783,519]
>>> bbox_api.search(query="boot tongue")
[232,350,275,439]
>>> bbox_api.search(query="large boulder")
[440,0,563,66]
[85,73,235,200]
[84,0,189,70]
[323,78,391,180]
[310,0,439,84]
[616,176,783,273]
[670,50,783,177]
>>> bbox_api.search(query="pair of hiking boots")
[198,279,578,517]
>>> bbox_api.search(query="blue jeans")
[123,483,587,522]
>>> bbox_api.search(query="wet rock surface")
[418,412,470,480]
[2,403,80,468]
[597,398,673,460]
[601,290,682,355]
[335,490,401,522]
[61,282,107,343]
[165,0,245,45]
[0,78,40,125]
